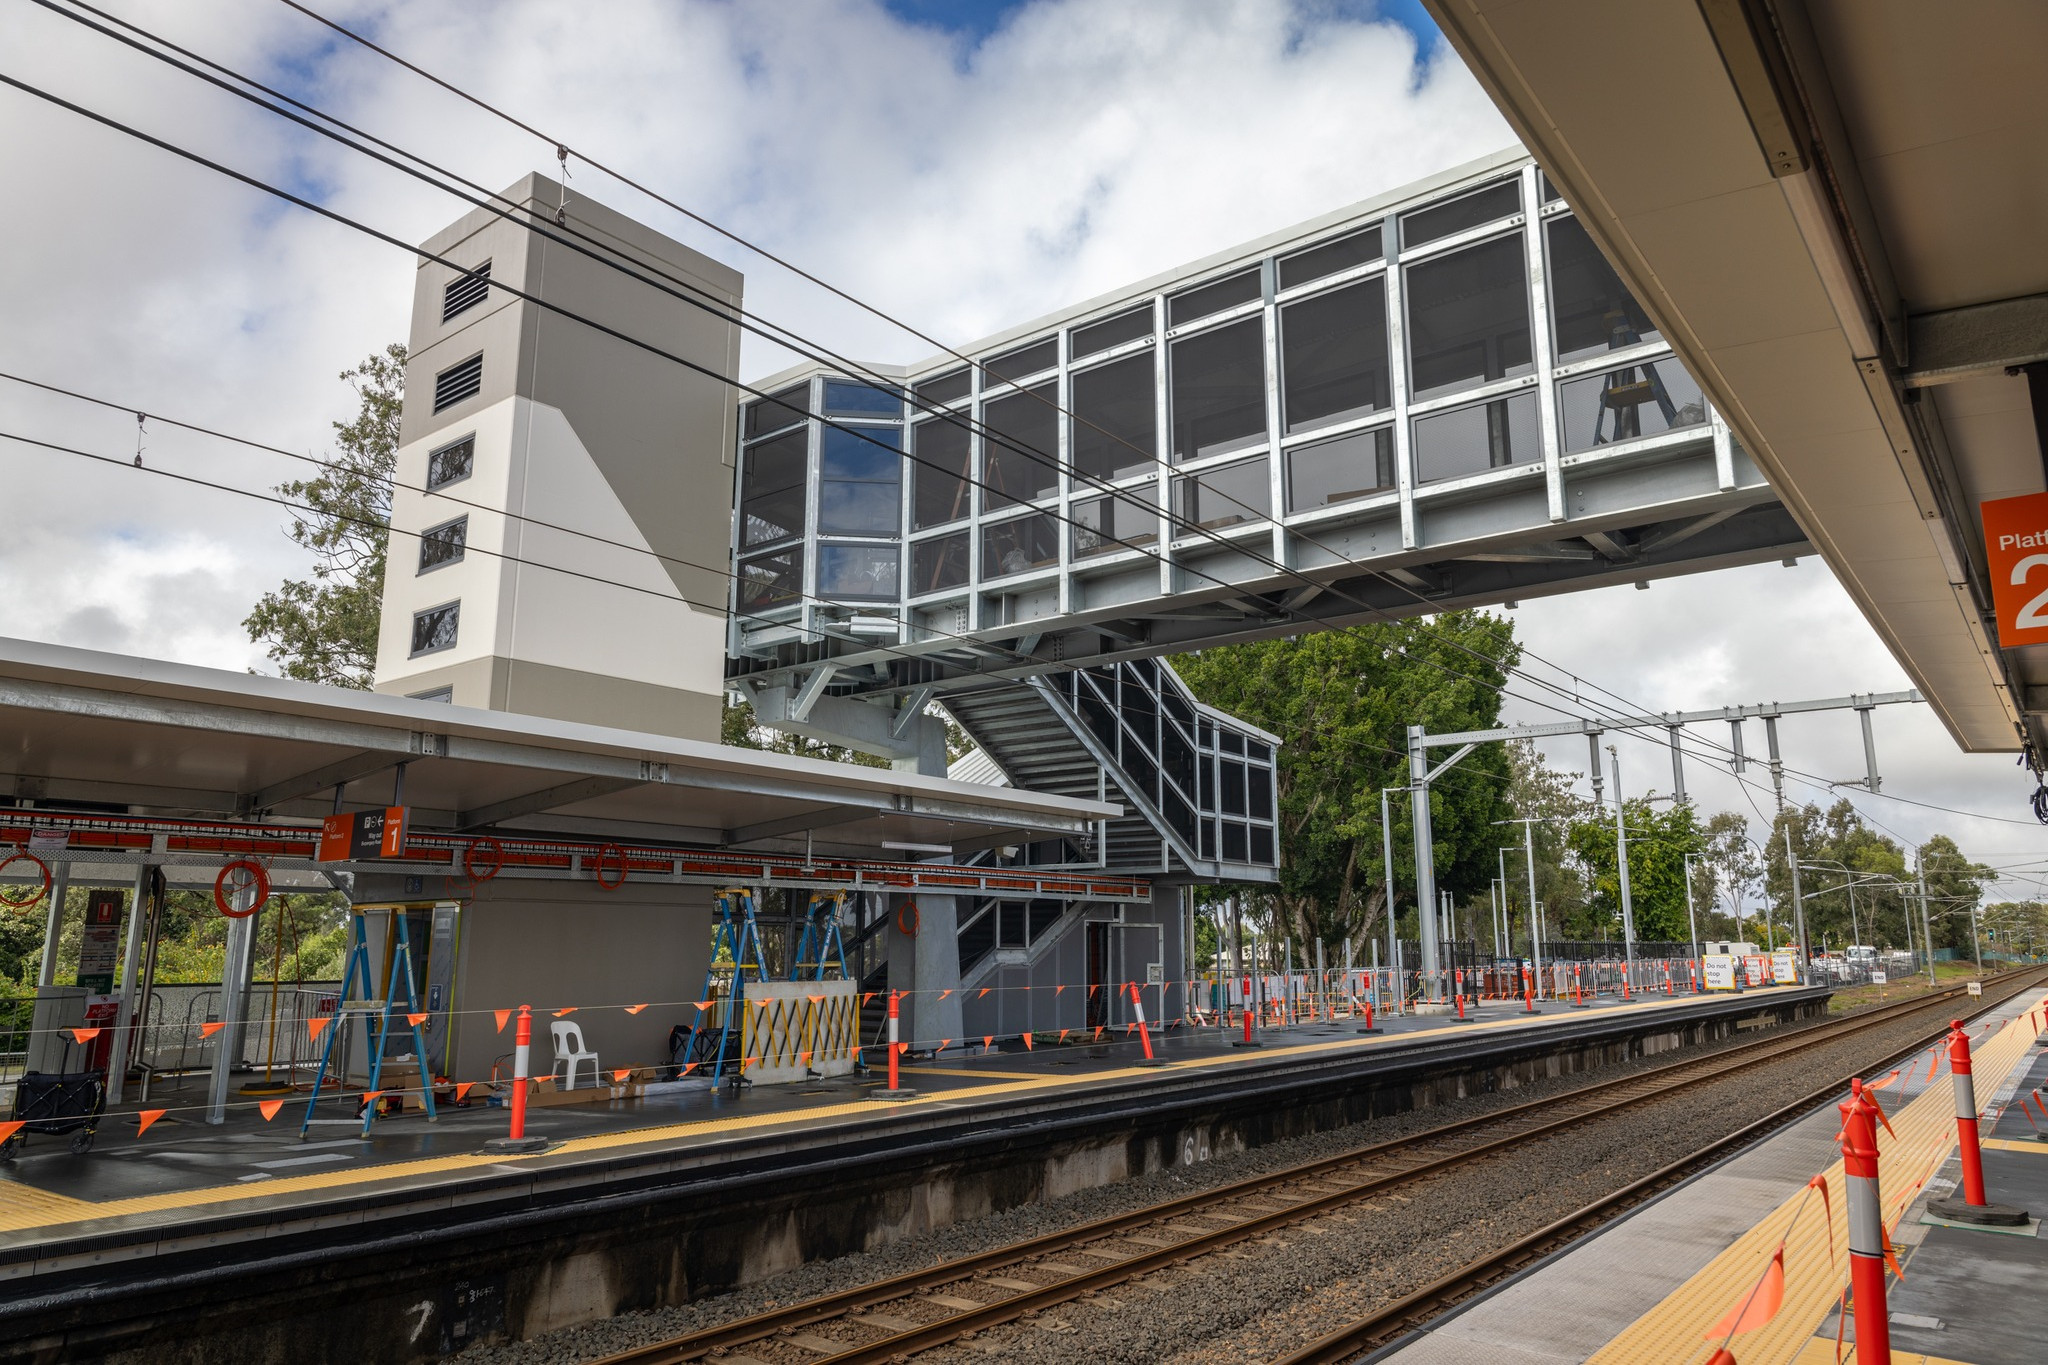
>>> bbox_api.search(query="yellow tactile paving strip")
[1980,1136,2048,1155]
[1588,993,2048,1365]
[1793,1340,1978,1365]
[0,994,1704,1239]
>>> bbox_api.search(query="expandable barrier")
[740,980,861,1086]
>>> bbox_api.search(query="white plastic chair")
[549,1020,599,1091]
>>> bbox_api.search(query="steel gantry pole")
[1785,823,1808,982]
[1682,850,1703,964]
[1917,854,1937,986]
[1524,819,1542,998]
[1407,727,1440,997]
[1607,745,1637,984]
[1380,785,1402,1010]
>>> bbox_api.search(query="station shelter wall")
[957,887,1184,1042]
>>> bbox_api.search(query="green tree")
[244,345,404,687]
[1566,796,1704,943]
[1173,612,1518,956]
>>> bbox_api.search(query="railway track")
[592,971,2047,1365]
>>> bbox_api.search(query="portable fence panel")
[740,980,860,1084]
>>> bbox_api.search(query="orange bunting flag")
[694,1000,713,1012]
[1058,1029,1070,1043]
[937,1040,951,1051]
[493,1009,511,1034]
[455,1082,477,1102]
[1881,1225,1905,1280]
[800,1051,812,1065]
[1055,984,1066,996]
[1022,1032,1034,1051]
[895,1041,910,1054]
[257,1099,284,1121]
[1089,984,1100,996]
[624,1003,650,1015]
[977,987,991,999]
[1925,1047,1942,1081]
[68,1027,101,1044]
[983,1035,994,1049]
[362,1090,383,1105]
[135,1109,167,1137]
[199,1021,225,1039]
[612,1068,633,1084]
[1093,1026,1103,1041]
[1806,1175,1836,1261]
[938,989,952,1001]
[860,992,875,1006]
[307,1016,333,1041]
[1704,1246,1784,1339]
[407,1013,429,1028]
[740,1057,755,1071]
[1864,1087,1897,1138]
[0,1121,21,1145]
[807,994,825,1005]
[1867,1069,1900,1091]
[552,1007,577,1018]
[681,1062,698,1076]
[753,998,772,1010]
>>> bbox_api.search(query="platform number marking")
[407,1300,434,1343]
[1180,1131,1213,1166]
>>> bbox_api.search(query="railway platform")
[1379,982,2048,1365]
[0,985,1820,1363]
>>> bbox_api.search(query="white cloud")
[1,0,2039,873]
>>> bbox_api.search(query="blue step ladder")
[790,891,849,981]
[700,888,772,1085]
[299,907,438,1139]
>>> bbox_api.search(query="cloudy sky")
[2,0,2042,882]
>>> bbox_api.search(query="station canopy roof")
[1427,0,2048,758]
[0,637,1117,863]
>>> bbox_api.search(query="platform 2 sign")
[1981,490,2048,646]
[317,806,411,863]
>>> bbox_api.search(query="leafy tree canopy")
[244,344,403,688]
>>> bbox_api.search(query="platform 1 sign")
[317,806,411,863]
[1980,490,2048,646]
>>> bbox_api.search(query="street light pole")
[1784,823,1807,979]
[1681,850,1702,963]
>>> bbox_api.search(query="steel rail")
[588,974,2031,1365]
[1274,965,2048,1364]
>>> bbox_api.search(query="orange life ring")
[897,899,920,937]
[0,851,50,910]
[593,842,628,890]
[463,837,504,883]
[214,859,270,918]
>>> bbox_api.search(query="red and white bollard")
[1523,964,1535,1014]
[1926,1018,2028,1224]
[1840,1078,1892,1365]
[1455,969,1466,1020]
[1235,975,1262,1047]
[1131,982,1165,1065]
[483,1004,549,1153]
[872,990,917,1100]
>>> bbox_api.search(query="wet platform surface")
[1381,981,2048,1365]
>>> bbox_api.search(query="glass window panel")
[1412,391,1540,484]
[1222,822,1249,863]
[1079,686,1119,757]
[1558,360,1707,452]
[1164,786,1197,846]
[1278,225,1382,290]
[1246,740,1271,763]
[1220,760,1247,816]
[1125,745,1159,806]
[980,513,1058,579]
[1170,317,1268,461]
[817,481,899,536]
[745,382,809,439]
[1174,455,1270,531]
[1221,731,1243,755]
[1163,689,1192,732]
[982,383,1059,508]
[410,602,459,655]
[1072,488,1159,559]
[1250,825,1275,865]
[1405,234,1534,400]
[1072,350,1157,481]
[426,436,473,489]
[739,427,808,548]
[1168,267,1261,327]
[1161,720,1195,798]
[914,369,971,405]
[1546,215,1661,363]
[1200,818,1217,859]
[818,425,899,536]
[910,533,969,594]
[1281,275,1389,434]
[1071,305,1153,360]
[820,424,900,480]
[1541,171,1563,204]
[1400,180,1520,249]
[1249,765,1272,816]
[816,543,899,599]
[419,516,466,572]
[822,380,902,417]
[982,338,1057,388]
[737,547,802,612]
[1286,427,1394,513]
[911,415,971,529]
[999,901,1026,947]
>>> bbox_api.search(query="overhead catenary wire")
[10,25,2022,839]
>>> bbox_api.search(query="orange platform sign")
[1981,491,2048,647]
